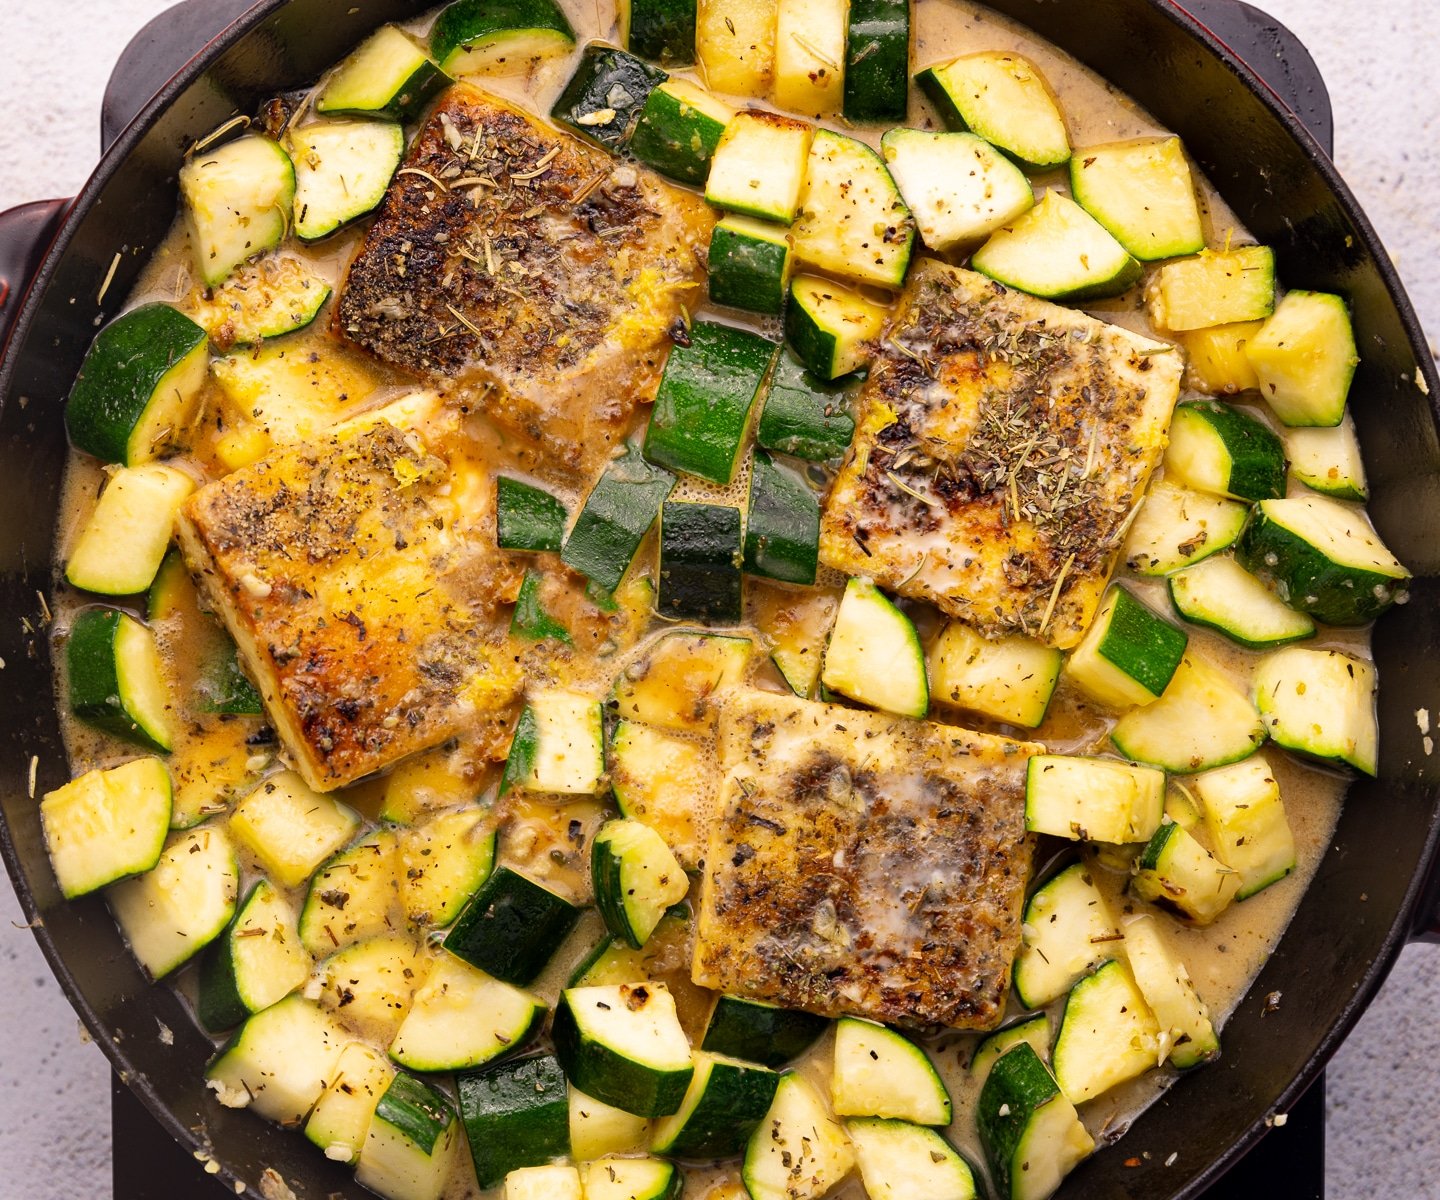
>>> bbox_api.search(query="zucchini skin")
[1170,400,1286,501]
[497,476,568,551]
[701,995,830,1067]
[551,43,666,150]
[443,865,582,985]
[431,0,575,65]
[707,220,790,314]
[66,607,170,752]
[561,442,676,593]
[626,0,698,65]
[744,450,820,585]
[755,352,857,462]
[457,1054,570,1187]
[653,1054,781,1158]
[657,501,744,623]
[552,989,694,1117]
[843,0,910,123]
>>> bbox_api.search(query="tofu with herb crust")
[818,262,1182,648]
[694,689,1040,1029]
[337,84,714,474]
[177,394,523,792]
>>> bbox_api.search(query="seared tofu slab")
[819,262,1181,648]
[177,394,522,791]
[694,689,1039,1030]
[337,84,714,473]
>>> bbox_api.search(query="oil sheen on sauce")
[51,1,1358,1197]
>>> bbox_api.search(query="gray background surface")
[1,0,1436,1194]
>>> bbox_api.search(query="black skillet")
[1,1,1437,1196]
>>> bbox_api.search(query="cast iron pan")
[1,1,1437,1197]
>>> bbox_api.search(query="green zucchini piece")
[1051,959,1162,1105]
[305,1041,395,1164]
[928,623,1061,728]
[620,0,696,64]
[773,0,848,116]
[315,933,422,1043]
[880,128,1034,252]
[1168,555,1316,649]
[970,190,1141,301]
[786,273,890,379]
[1024,755,1165,846]
[743,1072,854,1200]
[39,757,172,900]
[755,350,857,462]
[612,630,753,732]
[970,1014,1050,1085]
[550,43,666,150]
[1192,755,1295,900]
[1064,585,1188,709]
[793,129,914,289]
[1111,655,1266,773]
[705,110,814,223]
[977,1043,1093,1200]
[198,878,311,1031]
[644,320,777,484]
[197,647,264,716]
[66,466,194,597]
[917,51,1070,169]
[190,255,332,348]
[553,983,694,1117]
[1238,494,1409,625]
[1121,913,1219,1069]
[848,1118,979,1200]
[458,1053,570,1187]
[821,576,927,717]
[510,569,572,643]
[65,303,209,465]
[291,118,404,241]
[430,0,576,75]
[1253,646,1377,775]
[445,865,583,985]
[1165,399,1286,501]
[67,607,174,752]
[391,953,546,1071]
[399,809,497,929]
[570,1087,650,1160]
[609,721,708,869]
[229,770,360,889]
[657,501,744,623]
[317,24,450,120]
[179,134,295,286]
[1069,136,1204,261]
[701,995,829,1068]
[503,690,605,794]
[592,818,691,949]
[356,1071,459,1200]
[581,1156,683,1200]
[567,904,691,988]
[1177,320,1264,395]
[1286,414,1368,500]
[707,215,791,315]
[843,0,910,123]
[1122,479,1248,575]
[832,1017,951,1125]
[1246,290,1358,426]
[205,994,350,1124]
[298,829,399,956]
[561,441,676,593]
[1013,861,1121,1010]
[744,451,820,585]
[1149,244,1276,332]
[695,0,774,96]
[631,77,731,183]
[1131,820,1240,924]
[497,476,568,551]
[651,1050,781,1158]
[506,1166,582,1199]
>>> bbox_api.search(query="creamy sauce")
[51,1,1362,1197]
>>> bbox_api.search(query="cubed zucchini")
[1013,861,1121,1010]
[39,757,172,899]
[1121,914,1219,1069]
[497,476,568,551]
[917,50,1070,169]
[1122,479,1248,576]
[550,43,666,150]
[1246,290,1358,426]
[1168,554,1316,650]
[316,24,450,120]
[785,273,890,379]
[1069,136,1204,261]
[1148,245,1277,332]
[847,1118,979,1200]
[705,110,814,223]
[621,0,698,63]
[65,464,195,596]
[832,1018,951,1126]
[1177,320,1264,395]
[976,1043,1092,1200]
[205,994,350,1124]
[458,1054,571,1187]
[631,77,732,184]
[561,442,675,593]
[390,952,546,1071]
[1024,755,1165,846]
[708,215,792,314]
[197,878,311,1031]
[773,0,848,115]
[1191,755,1295,899]
[592,818,691,949]
[66,607,175,752]
[305,1041,395,1164]
[179,135,294,286]
[927,623,1061,728]
[1285,414,1368,500]
[821,576,927,717]
[444,865,583,985]
[743,1072,854,1200]
[1164,399,1286,502]
[356,1071,459,1200]
[842,0,910,123]
[744,451,820,586]
[290,118,404,241]
[1253,646,1378,775]
[970,189,1140,301]
[880,128,1034,251]
[755,350,857,462]
[553,983,695,1117]
[1051,959,1162,1104]
[1131,821,1240,924]
[229,770,360,888]
[695,0,776,96]
[1111,655,1267,773]
[701,995,829,1067]
[430,0,576,75]
[1064,585,1188,709]
[651,1050,781,1158]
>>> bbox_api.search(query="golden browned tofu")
[176,394,522,791]
[336,84,714,474]
[693,690,1039,1030]
[819,262,1182,648]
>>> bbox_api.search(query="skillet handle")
[0,199,71,360]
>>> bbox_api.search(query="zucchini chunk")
[651,1050,781,1158]
[1168,555,1316,649]
[1237,495,1409,625]
[792,129,915,289]
[880,129,1034,251]
[315,934,423,1043]
[561,442,676,593]
[632,78,733,184]
[581,1156,683,1200]
[970,1014,1050,1086]
[298,830,399,956]
[290,118,405,241]
[1121,913,1219,1069]
[1013,861,1122,1010]
[566,903,690,989]
[1069,136,1204,261]
[458,1054,570,1187]
[1286,414,1368,500]
[1111,655,1267,773]
[832,1017,952,1126]
[706,110,814,223]
[1148,244,1277,332]
[745,451,820,586]
[848,1118,979,1200]
[444,865,583,985]
[821,576,928,717]
[785,273,890,379]
[550,43,667,150]
[743,1072,854,1200]
[305,1041,395,1164]
[229,771,361,888]
[621,0,697,63]
[917,50,1070,169]
[1246,290,1359,426]
[65,303,209,465]
[179,134,295,286]
[1051,959,1162,1104]
[570,1087,650,1161]
[1253,646,1378,775]
[612,630,754,732]
[970,189,1140,301]
[316,24,450,120]
[754,583,841,699]
[1064,584,1188,710]
[391,953,547,1071]
[610,721,709,869]
[756,350,857,462]
[976,1043,1093,1200]
[510,569,572,644]
[843,0,910,123]
[553,983,695,1117]
[701,995,829,1067]
[505,1166,582,1200]
[1122,479,1248,576]
[1131,820,1240,924]
[1192,755,1295,899]
[205,994,350,1124]
[497,476,568,551]
[356,1071,459,1200]
[39,757,171,900]
[191,255,332,349]
[592,818,692,949]
[1177,319,1264,395]
[1164,399,1286,502]
[65,464,195,596]
[399,809,497,929]
[503,690,605,795]
[658,501,744,623]
[198,878,311,1031]
[67,607,175,752]
[429,0,576,76]
[708,215,792,314]
[773,0,848,115]
[1024,755,1165,846]
[696,0,776,96]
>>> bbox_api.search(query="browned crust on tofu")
[819,262,1181,648]
[336,84,714,474]
[694,690,1039,1030]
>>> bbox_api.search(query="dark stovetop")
[102,0,1331,1195]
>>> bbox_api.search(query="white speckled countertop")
[1,1,1436,1195]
